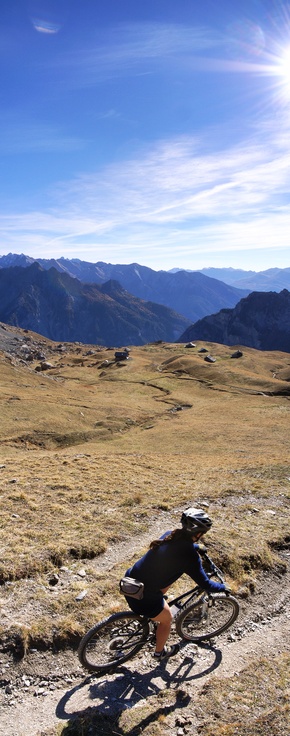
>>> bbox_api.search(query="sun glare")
[280,46,290,84]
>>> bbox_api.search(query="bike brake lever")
[223,584,232,595]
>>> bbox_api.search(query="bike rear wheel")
[78,611,150,673]
[175,594,239,642]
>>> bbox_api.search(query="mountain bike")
[78,551,239,674]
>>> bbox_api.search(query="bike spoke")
[176,595,239,642]
[79,613,149,671]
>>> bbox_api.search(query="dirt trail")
[1,517,289,736]
[0,597,289,736]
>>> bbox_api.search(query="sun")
[279,46,290,84]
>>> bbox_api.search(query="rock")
[198,347,208,353]
[76,590,88,601]
[231,350,243,358]
[185,342,196,348]
[19,345,30,353]
[204,355,216,363]
[237,587,250,599]
[49,574,60,586]
[77,569,86,578]
[39,362,53,371]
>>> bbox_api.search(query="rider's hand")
[197,544,207,555]
[223,584,232,594]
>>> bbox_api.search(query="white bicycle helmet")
[181,507,212,535]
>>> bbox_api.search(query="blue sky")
[1,0,290,271]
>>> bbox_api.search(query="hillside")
[0,263,190,345]
[179,289,290,352]
[0,253,249,323]
[0,325,289,735]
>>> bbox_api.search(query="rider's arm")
[186,545,226,593]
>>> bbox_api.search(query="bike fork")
[201,594,211,622]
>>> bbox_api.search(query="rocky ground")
[0,535,289,736]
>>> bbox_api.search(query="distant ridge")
[0,264,190,346]
[172,265,290,292]
[178,289,290,352]
[0,253,248,323]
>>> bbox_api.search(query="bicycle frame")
[166,552,225,612]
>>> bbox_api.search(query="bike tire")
[175,594,239,642]
[78,611,150,673]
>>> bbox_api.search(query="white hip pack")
[119,576,144,600]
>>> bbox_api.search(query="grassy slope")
[0,339,289,646]
[0,335,289,735]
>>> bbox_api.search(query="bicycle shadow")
[55,639,222,727]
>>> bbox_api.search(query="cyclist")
[123,507,228,661]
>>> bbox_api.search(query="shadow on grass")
[55,641,222,735]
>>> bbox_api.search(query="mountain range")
[0,263,191,346]
[1,254,290,351]
[179,289,290,352]
[0,253,248,324]
[172,266,290,292]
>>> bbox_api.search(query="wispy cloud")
[58,22,221,85]
[1,114,290,268]
[32,21,61,34]
[52,121,290,225]
[53,19,286,90]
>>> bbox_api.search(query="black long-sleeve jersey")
[129,531,225,593]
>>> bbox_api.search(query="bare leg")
[151,601,173,653]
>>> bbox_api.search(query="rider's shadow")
[55,640,222,724]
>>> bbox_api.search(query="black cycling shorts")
[125,591,164,618]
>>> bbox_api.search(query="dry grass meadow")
[0,326,289,734]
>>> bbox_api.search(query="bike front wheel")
[175,594,239,642]
[78,611,150,673]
